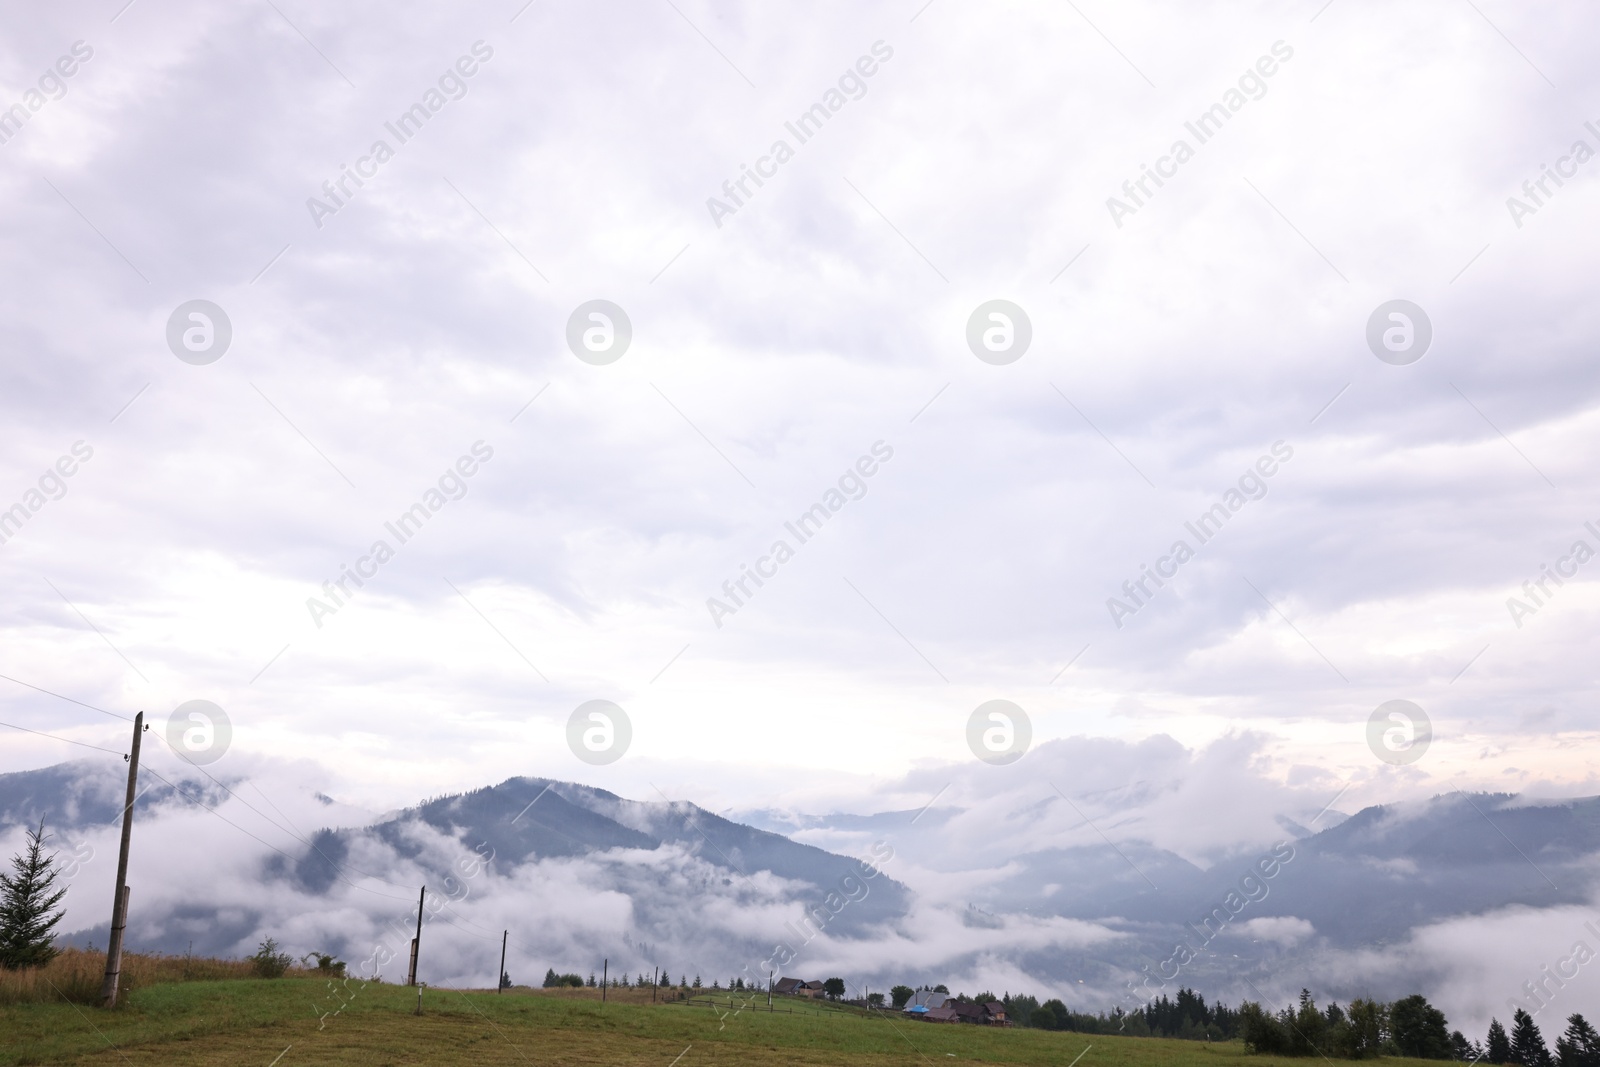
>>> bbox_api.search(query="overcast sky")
[2,0,1598,823]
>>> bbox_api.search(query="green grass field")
[0,981,1448,1067]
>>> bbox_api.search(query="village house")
[908,993,1009,1026]
[773,977,828,999]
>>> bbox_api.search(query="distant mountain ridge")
[272,776,909,935]
[3,760,1598,1013]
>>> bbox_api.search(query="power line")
[146,732,424,897]
[0,674,134,721]
[138,765,416,904]
[0,671,589,968]
[0,670,424,900]
[0,718,126,756]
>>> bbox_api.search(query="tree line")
[539,969,840,993]
[883,983,1240,1037]
[1239,988,1600,1065]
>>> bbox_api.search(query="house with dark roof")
[921,999,1010,1025]
[904,989,1009,1025]
[774,977,828,998]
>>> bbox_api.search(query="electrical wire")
[0,670,427,901]
[1,672,618,966]
[138,764,417,904]
[0,674,134,721]
[0,718,126,756]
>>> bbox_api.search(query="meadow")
[0,966,1456,1067]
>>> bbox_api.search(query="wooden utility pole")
[99,712,144,1008]
[652,966,657,1002]
[406,886,425,986]
[497,930,507,993]
[601,958,607,1002]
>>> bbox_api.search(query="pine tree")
[1511,1009,1554,1067]
[0,820,68,970]
[1556,1014,1600,1067]
[1490,1020,1513,1064]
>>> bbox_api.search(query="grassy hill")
[0,977,1458,1067]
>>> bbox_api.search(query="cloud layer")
[3,4,1600,1039]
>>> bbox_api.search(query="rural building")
[773,977,828,998]
[912,996,1009,1025]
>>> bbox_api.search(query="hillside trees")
[1239,991,1453,1059]
[1556,1014,1600,1067]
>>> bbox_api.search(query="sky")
[2,0,1599,829]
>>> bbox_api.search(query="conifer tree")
[0,820,68,970]
[1490,1019,1513,1064]
[1391,994,1452,1059]
[1556,1014,1600,1067]
[1511,1009,1554,1067]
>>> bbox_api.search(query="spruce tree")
[1511,1009,1554,1067]
[0,819,68,970]
[1490,1019,1513,1064]
[1556,1014,1600,1067]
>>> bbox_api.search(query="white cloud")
[1234,915,1315,946]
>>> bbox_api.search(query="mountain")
[270,776,909,936]
[0,760,908,986]
[0,758,231,831]
[3,757,1598,1026]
